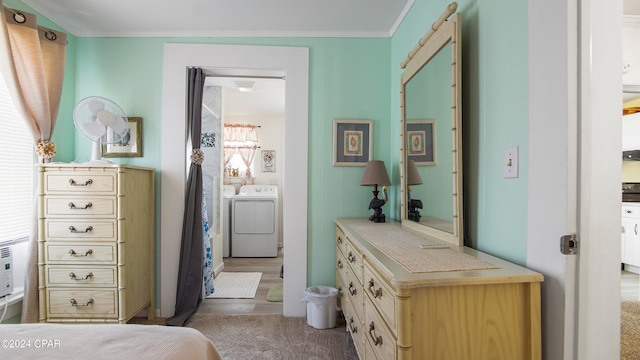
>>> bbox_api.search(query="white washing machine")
[231,185,278,257]
[222,185,236,258]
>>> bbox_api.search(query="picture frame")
[333,119,373,166]
[262,150,276,173]
[102,117,142,158]
[406,119,436,165]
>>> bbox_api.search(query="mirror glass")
[400,10,463,246]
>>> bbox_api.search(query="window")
[0,72,33,295]
[223,123,259,178]
[226,153,251,176]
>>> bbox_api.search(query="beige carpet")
[622,301,640,360]
[185,314,358,360]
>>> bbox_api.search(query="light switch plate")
[504,146,519,178]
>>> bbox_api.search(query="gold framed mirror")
[400,3,463,246]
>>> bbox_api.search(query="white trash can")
[301,286,339,329]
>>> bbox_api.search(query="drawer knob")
[348,282,357,296]
[69,178,93,186]
[69,272,93,280]
[368,279,383,298]
[368,322,383,346]
[337,236,343,244]
[69,225,93,234]
[349,317,358,334]
[70,298,94,307]
[347,252,356,263]
[69,249,93,257]
[68,202,93,210]
[337,260,343,269]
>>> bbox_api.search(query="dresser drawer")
[346,268,364,321]
[44,196,116,217]
[45,243,116,264]
[336,269,346,311]
[45,172,117,195]
[364,261,397,332]
[364,300,397,360]
[47,289,117,318]
[336,227,347,257]
[46,266,117,287]
[45,219,117,241]
[346,241,363,284]
[346,301,365,359]
[336,254,347,287]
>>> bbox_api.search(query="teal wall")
[391,0,529,265]
[9,0,531,311]
[72,36,392,296]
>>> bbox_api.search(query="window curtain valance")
[0,1,67,323]
[223,123,260,148]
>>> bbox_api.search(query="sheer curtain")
[0,2,67,323]
[223,123,259,180]
[166,67,207,326]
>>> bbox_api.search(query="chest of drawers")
[336,219,543,360]
[37,164,155,323]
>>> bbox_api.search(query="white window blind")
[0,72,33,244]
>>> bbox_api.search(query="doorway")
[160,44,309,317]
[201,74,285,312]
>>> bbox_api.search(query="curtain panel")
[0,2,67,323]
[166,67,206,326]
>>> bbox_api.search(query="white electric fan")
[73,96,130,162]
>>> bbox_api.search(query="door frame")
[528,0,622,358]
[575,0,623,358]
[160,44,309,317]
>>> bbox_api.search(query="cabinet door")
[623,220,640,267]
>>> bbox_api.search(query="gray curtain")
[166,67,205,326]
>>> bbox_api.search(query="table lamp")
[361,160,391,223]
[407,159,423,222]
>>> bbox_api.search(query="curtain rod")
[224,145,261,149]
[3,6,66,42]
[224,123,261,128]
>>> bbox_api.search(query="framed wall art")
[102,117,142,158]
[406,119,435,165]
[333,119,372,166]
[262,150,276,173]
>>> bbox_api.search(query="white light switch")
[504,146,519,178]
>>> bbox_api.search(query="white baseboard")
[214,262,225,276]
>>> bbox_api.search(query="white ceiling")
[22,0,414,38]
[205,76,285,116]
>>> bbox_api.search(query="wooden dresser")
[336,219,543,360]
[37,164,155,323]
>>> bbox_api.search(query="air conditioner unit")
[0,246,13,297]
